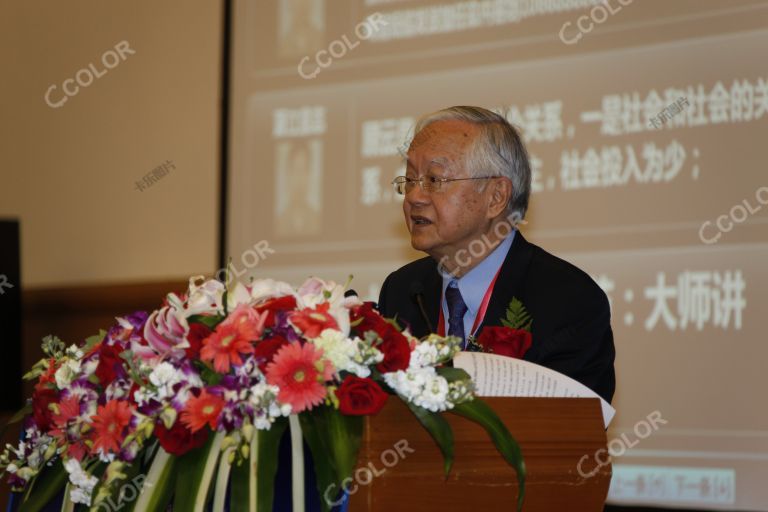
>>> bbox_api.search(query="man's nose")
[404,181,430,206]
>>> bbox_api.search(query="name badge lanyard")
[437,267,502,340]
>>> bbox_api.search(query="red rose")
[255,295,298,328]
[155,419,210,456]
[477,326,532,359]
[376,327,411,373]
[350,302,390,339]
[186,323,213,359]
[253,335,289,373]
[32,387,58,430]
[349,303,411,372]
[337,377,388,415]
[95,344,127,386]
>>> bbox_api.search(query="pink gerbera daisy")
[200,305,267,373]
[266,343,334,413]
[181,389,225,433]
[90,400,134,455]
[289,303,339,339]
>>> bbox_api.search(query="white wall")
[0,0,223,287]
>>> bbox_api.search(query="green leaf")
[230,417,288,512]
[126,447,177,512]
[256,418,289,511]
[187,314,225,330]
[18,459,68,512]
[213,446,236,512]
[0,403,31,439]
[435,366,471,383]
[98,458,142,512]
[299,408,363,512]
[229,444,252,512]
[83,330,107,352]
[193,360,224,386]
[450,399,526,511]
[173,431,224,512]
[60,484,74,512]
[405,402,454,476]
[23,358,51,381]
[119,351,148,385]
[501,297,532,332]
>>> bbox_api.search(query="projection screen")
[226,1,768,509]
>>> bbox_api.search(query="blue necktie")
[445,280,468,348]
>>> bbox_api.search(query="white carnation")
[64,458,98,505]
[148,362,183,400]
[383,367,453,412]
[54,359,81,389]
[312,329,375,377]
[409,343,440,369]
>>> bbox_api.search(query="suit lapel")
[476,232,535,334]
[422,265,442,334]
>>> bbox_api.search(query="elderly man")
[378,106,615,403]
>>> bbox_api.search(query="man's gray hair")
[412,106,532,219]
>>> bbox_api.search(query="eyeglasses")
[392,175,499,195]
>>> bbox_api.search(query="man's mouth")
[411,215,433,227]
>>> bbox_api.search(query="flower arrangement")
[1,276,524,511]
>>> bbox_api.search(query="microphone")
[409,282,434,334]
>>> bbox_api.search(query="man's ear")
[487,177,513,218]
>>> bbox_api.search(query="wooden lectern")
[349,397,611,511]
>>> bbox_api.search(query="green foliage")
[256,418,289,511]
[193,360,224,386]
[17,459,68,512]
[173,432,223,511]
[40,335,66,359]
[119,350,148,385]
[451,399,526,511]
[299,407,363,512]
[83,330,107,353]
[0,403,32,440]
[230,417,289,512]
[500,297,532,332]
[406,403,455,476]
[125,448,177,512]
[435,366,472,383]
[188,314,225,330]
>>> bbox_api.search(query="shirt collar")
[441,230,516,316]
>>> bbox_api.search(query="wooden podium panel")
[349,397,611,512]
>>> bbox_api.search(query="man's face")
[403,119,496,261]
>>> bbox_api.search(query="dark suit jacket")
[378,232,616,403]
